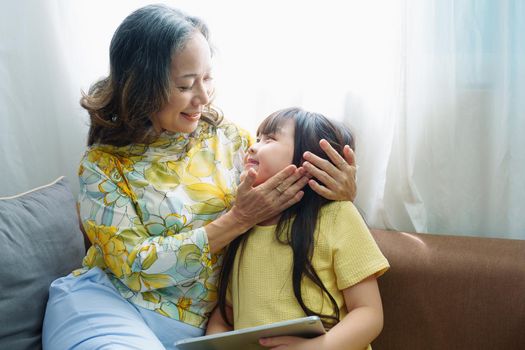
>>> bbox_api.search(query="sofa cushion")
[371,229,525,350]
[0,177,85,350]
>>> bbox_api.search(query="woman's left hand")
[302,139,357,201]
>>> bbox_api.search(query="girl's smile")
[242,118,295,186]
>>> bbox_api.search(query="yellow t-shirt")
[227,201,389,349]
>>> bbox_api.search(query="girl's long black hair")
[217,107,355,329]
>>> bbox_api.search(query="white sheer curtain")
[0,1,87,198]
[1,0,523,238]
[375,0,525,239]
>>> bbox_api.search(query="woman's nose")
[192,82,210,107]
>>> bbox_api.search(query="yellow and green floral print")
[74,120,252,328]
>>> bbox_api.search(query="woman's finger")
[301,139,357,201]
[260,166,308,200]
[237,168,257,193]
[260,165,298,193]
[272,167,307,196]
[277,190,304,212]
[302,161,338,190]
[343,145,356,167]
[303,151,340,178]
[277,175,308,200]
[319,139,348,169]
[307,179,336,200]
[231,166,308,227]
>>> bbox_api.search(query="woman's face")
[151,32,213,134]
[242,119,295,186]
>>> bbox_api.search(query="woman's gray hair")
[110,4,211,101]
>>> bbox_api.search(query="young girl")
[206,107,390,350]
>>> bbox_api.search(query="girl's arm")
[322,276,384,349]
[206,305,234,335]
[259,276,383,350]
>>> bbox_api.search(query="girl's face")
[151,32,214,134]
[242,119,295,186]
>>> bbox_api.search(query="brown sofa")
[370,229,525,350]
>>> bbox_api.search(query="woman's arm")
[79,156,221,291]
[206,305,234,335]
[302,140,357,201]
[259,276,383,350]
[79,151,308,293]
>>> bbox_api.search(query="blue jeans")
[42,267,204,350]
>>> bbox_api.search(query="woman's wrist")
[227,205,255,232]
[204,208,253,253]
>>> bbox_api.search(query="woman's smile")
[181,112,201,121]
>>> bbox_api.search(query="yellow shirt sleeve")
[330,202,390,290]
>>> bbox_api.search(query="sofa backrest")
[0,177,85,350]
[371,229,525,350]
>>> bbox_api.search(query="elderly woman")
[42,5,357,350]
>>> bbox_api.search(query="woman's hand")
[230,165,309,230]
[205,165,308,253]
[302,139,357,201]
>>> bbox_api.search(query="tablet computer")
[174,316,325,350]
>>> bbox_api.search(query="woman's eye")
[178,86,192,92]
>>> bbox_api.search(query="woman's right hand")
[205,165,308,253]
[229,165,309,231]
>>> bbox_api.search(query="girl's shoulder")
[319,200,360,219]
[318,201,368,238]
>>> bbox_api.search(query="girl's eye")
[178,86,192,92]
[256,134,276,143]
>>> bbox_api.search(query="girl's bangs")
[256,108,298,136]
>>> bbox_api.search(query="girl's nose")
[248,143,259,154]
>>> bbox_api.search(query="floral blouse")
[74,120,252,328]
